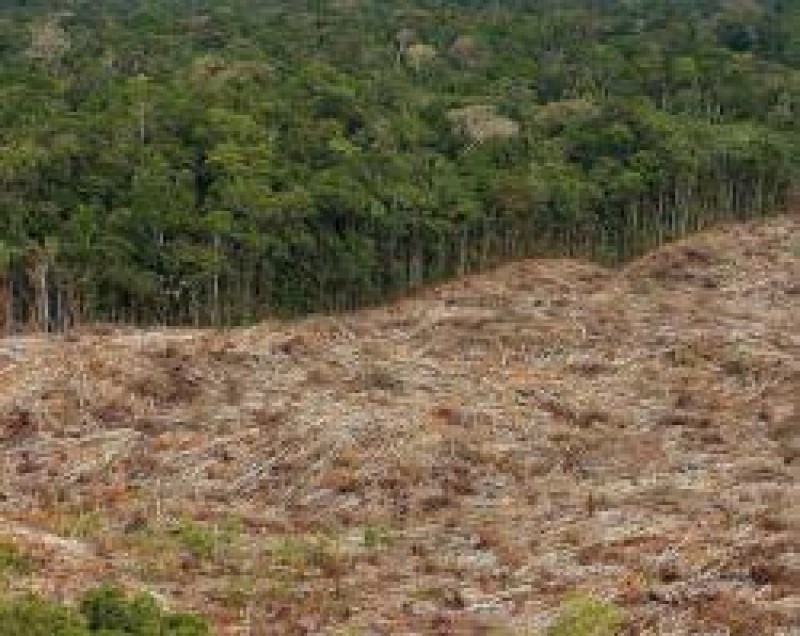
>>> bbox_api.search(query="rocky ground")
[0,214,798,635]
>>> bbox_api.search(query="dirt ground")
[0,215,798,635]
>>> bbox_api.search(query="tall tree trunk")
[0,275,11,335]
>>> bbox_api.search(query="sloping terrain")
[0,215,798,635]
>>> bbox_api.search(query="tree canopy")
[0,0,797,327]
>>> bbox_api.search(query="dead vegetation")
[0,214,798,634]
[446,104,520,144]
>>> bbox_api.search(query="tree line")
[0,0,797,328]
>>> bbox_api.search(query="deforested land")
[0,214,798,634]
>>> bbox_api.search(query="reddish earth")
[0,214,798,634]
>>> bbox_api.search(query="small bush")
[546,594,625,636]
[80,584,210,635]
[81,585,162,634]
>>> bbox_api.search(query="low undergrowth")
[0,585,210,636]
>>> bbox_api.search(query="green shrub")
[546,594,625,636]
[80,585,210,635]
[80,586,162,635]
[0,586,210,636]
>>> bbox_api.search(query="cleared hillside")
[0,215,798,635]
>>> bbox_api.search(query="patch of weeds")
[546,594,625,636]
[0,595,87,636]
[168,516,242,562]
[271,534,345,578]
[362,524,392,549]
[130,515,245,578]
[274,535,328,568]
[0,538,35,575]
[170,519,215,560]
[55,510,105,540]
[134,549,183,583]
[218,514,244,540]
[124,526,186,582]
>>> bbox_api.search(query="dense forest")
[0,0,797,327]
